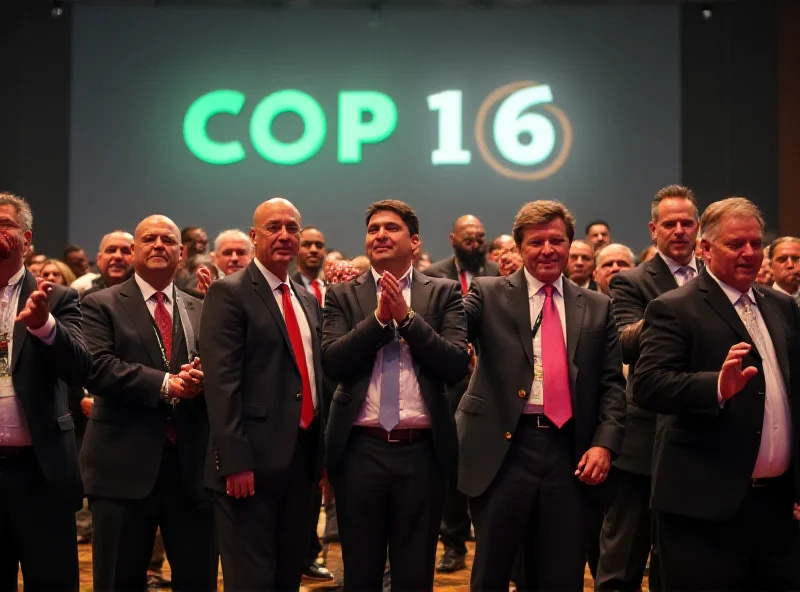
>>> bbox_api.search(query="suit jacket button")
[296,393,302,400]
[505,432,512,440]
[517,389,526,398]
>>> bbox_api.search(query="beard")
[455,245,487,272]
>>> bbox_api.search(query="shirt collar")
[658,250,698,276]
[8,265,26,287]
[253,257,291,293]
[706,268,756,307]
[523,267,564,299]
[134,273,174,304]
[370,266,414,290]
[772,282,799,297]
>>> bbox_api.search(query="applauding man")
[81,215,217,591]
[322,200,470,591]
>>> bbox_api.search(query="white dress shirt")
[772,282,800,298]
[253,258,318,412]
[523,269,567,414]
[657,250,698,286]
[134,274,176,395]
[0,265,58,446]
[355,266,430,428]
[298,272,326,306]
[707,270,792,478]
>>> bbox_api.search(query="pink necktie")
[542,285,572,427]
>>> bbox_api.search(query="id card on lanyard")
[0,282,20,393]
[530,308,544,406]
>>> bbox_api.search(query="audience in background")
[585,220,612,250]
[40,258,77,286]
[637,244,657,265]
[63,244,92,279]
[593,244,635,295]
[769,236,800,303]
[566,239,597,289]
[26,251,47,276]
[487,234,515,262]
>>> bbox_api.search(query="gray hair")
[0,192,33,232]
[651,184,698,223]
[700,197,765,243]
[595,243,636,267]
[214,229,253,255]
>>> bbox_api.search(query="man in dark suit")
[457,200,626,591]
[0,193,91,591]
[81,214,217,592]
[597,185,701,591]
[632,197,800,590]
[201,198,324,591]
[322,199,470,591]
[566,239,598,291]
[424,214,498,573]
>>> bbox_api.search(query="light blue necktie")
[379,331,401,432]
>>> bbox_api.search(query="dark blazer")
[11,270,91,509]
[607,255,697,475]
[321,269,470,469]
[456,269,627,498]
[632,270,800,521]
[200,261,324,492]
[80,277,209,502]
[424,256,499,283]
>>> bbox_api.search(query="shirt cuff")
[27,314,57,344]
[161,373,170,398]
[374,310,392,329]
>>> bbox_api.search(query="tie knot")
[155,292,165,305]
[543,284,555,298]
[279,283,290,295]
[739,294,752,307]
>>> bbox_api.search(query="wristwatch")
[398,309,415,329]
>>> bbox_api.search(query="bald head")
[250,197,302,280]
[97,230,134,285]
[253,198,301,229]
[132,214,182,290]
[450,214,488,272]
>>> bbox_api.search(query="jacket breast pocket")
[458,394,485,415]
[56,414,75,431]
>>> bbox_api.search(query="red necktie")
[154,292,172,361]
[154,292,177,443]
[459,270,468,296]
[311,280,323,306]
[279,284,314,429]
[542,285,572,427]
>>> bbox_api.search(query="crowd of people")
[1,184,799,592]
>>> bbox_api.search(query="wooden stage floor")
[69,540,649,592]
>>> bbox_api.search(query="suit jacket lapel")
[354,272,378,320]
[562,280,584,395]
[248,262,297,371]
[10,270,36,374]
[505,269,534,367]
[446,258,459,282]
[411,270,433,317]
[698,271,758,356]
[754,287,790,384]
[647,254,679,294]
[117,277,163,369]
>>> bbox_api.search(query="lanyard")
[151,287,180,372]
[531,309,544,339]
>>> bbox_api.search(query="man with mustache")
[292,227,327,307]
[424,214,498,573]
[323,200,470,591]
[769,237,800,305]
[80,215,217,591]
[632,197,800,589]
[597,185,701,591]
[0,193,91,591]
[202,198,324,591]
[456,200,626,591]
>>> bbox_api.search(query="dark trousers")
[306,481,323,564]
[596,469,658,591]
[0,450,78,592]
[330,429,446,592]
[657,474,800,591]
[440,383,471,556]
[470,418,588,592]
[90,445,218,592]
[214,429,316,592]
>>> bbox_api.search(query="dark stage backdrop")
[70,5,680,258]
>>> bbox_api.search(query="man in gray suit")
[457,200,626,591]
